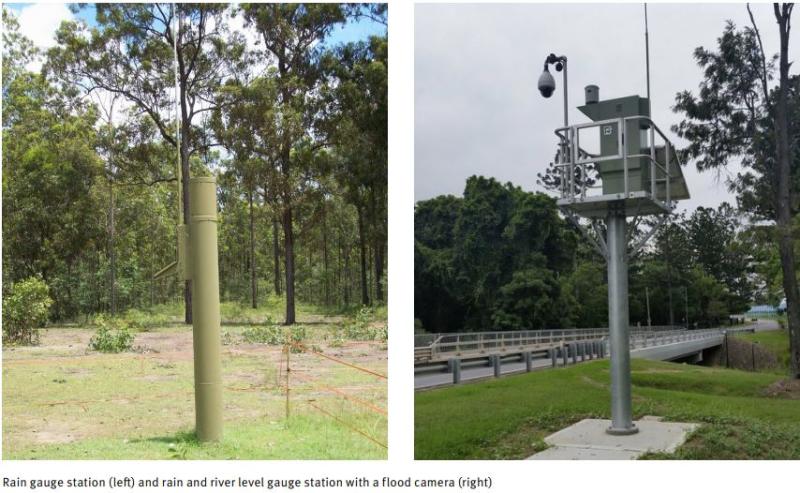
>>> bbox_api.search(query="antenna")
[644,3,651,111]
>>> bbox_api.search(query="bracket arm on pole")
[628,213,669,259]
[561,208,608,260]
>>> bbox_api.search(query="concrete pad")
[529,446,639,460]
[527,418,699,460]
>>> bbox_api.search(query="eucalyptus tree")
[322,35,388,305]
[47,3,246,323]
[223,3,350,324]
[2,9,104,318]
[673,5,799,376]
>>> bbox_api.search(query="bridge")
[415,323,770,390]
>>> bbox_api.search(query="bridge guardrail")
[416,326,756,364]
[421,326,682,360]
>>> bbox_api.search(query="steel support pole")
[525,351,533,372]
[606,206,638,435]
[190,177,223,442]
[492,355,501,377]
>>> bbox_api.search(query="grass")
[415,359,800,460]
[735,330,791,370]
[3,303,387,459]
[7,414,384,460]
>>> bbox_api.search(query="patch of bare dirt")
[31,422,91,445]
[134,331,194,359]
[4,324,387,454]
[762,379,800,399]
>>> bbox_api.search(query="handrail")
[553,114,681,209]
[415,325,756,362]
[425,326,686,356]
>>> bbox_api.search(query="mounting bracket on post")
[560,207,608,261]
[628,212,670,259]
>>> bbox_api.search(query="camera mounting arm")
[538,54,568,127]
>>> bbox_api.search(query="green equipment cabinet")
[558,89,689,217]
[578,95,651,196]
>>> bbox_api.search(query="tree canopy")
[2,4,387,332]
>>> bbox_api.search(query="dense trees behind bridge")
[2,4,387,327]
[414,176,771,333]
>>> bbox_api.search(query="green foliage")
[122,308,171,331]
[241,325,307,352]
[3,4,387,327]
[89,315,133,353]
[336,307,387,342]
[2,276,53,344]
[737,330,791,371]
[417,178,762,331]
[241,325,285,345]
[562,262,607,328]
[673,21,800,221]
[415,176,577,332]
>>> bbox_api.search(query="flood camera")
[538,68,556,98]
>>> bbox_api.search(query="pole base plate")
[606,424,639,436]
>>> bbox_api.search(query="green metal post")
[189,176,223,442]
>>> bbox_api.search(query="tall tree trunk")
[272,218,282,295]
[367,244,373,305]
[179,81,192,325]
[369,188,384,303]
[109,177,117,315]
[283,206,296,325]
[374,241,383,303]
[357,206,369,306]
[343,230,351,306]
[774,4,800,378]
[336,227,342,307]
[249,190,257,308]
[322,201,330,306]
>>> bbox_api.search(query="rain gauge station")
[152,7,223,443]
[537,51,690,434]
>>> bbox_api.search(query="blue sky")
[5,3,385,50]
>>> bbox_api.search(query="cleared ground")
[415,358,800,460]
[3,309,387,459]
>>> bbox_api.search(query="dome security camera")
[538,68,556,98]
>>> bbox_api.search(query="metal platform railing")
[552,115,683,214]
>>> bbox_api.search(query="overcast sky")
[415,3,799,213]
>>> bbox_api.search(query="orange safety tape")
[291,372,387,416]
[292,343,387,379]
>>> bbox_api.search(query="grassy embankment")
[416,356,800,460]
[3,300,388,459]
[735,329,790,371]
